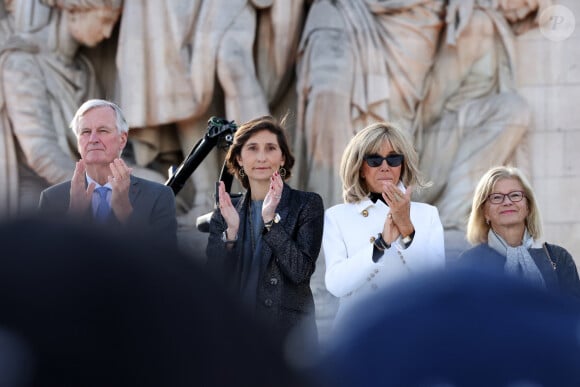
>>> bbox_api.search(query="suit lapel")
[128,175,141,205]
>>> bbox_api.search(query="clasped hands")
[68,158,133,222]
[379,182,414,245]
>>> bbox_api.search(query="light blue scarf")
[488,228,545,288]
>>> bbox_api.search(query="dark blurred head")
[315,267,580,387]
[0,216,308,387]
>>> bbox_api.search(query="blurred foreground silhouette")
[0,216,310,387]
[314,266,580,387]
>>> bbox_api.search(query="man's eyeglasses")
[363,154,404,168]
[487,191,525,204]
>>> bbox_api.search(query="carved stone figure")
[0,0,121,217]
[115,0,306,223]
[0,0,13,44]
[413,0,551,233]
[295,0,446,206]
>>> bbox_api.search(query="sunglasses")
[363,154,404,168]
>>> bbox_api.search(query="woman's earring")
[239,167,245,178]
[279,166,286,178]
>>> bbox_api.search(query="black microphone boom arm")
[165,117,237,196]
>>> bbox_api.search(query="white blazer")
[323,197,445,327]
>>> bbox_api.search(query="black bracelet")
[374,233,391,251]
[222,230,238,244]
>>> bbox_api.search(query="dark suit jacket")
[206,183,324,341]
[459,243,580,299]
[38,175,177,247]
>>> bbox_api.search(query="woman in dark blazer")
[206,115,324,349]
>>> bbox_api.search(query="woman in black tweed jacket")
[206,115,324,350]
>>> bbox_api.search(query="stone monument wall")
[517,0,580,264]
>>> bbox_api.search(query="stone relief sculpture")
[294,0,549,233]
[0,0,550,237]
[294,0,446,206]
[0,0,13,45]
[413,0,551,234]
[0,0,121,216]
[115,0,306,223]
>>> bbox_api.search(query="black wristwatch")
[222,230,238,244]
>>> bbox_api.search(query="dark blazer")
[38,175,177,247]
[206,183,324,341]
[459,243,580,299]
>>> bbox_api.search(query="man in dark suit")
[39,99,177,247]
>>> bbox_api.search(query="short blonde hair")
[466,166,542,245]
[340,122,429,203]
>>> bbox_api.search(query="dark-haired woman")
[206,115,324,349]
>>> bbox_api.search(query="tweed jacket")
[459,243,580,299]
[38,175,177,246]
[206,183,324,340]
[323,198,445,326]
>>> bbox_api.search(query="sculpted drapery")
[295,0,446,206]
[0,0,550,234]
[413,0,551,230]
[115,0,306,214]
[0,0,100,216]
[294,0,547,228]
[116,0,305,158]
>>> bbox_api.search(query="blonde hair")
[466,166,542,245]
[340,122,429,203]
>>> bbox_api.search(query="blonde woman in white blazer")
[323,122,445,329]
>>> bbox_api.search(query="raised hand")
[68,160,94,215]
[108,158,133,222]
[217,180,240,240]
[382,183,414,243]
[262,170,283,222]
